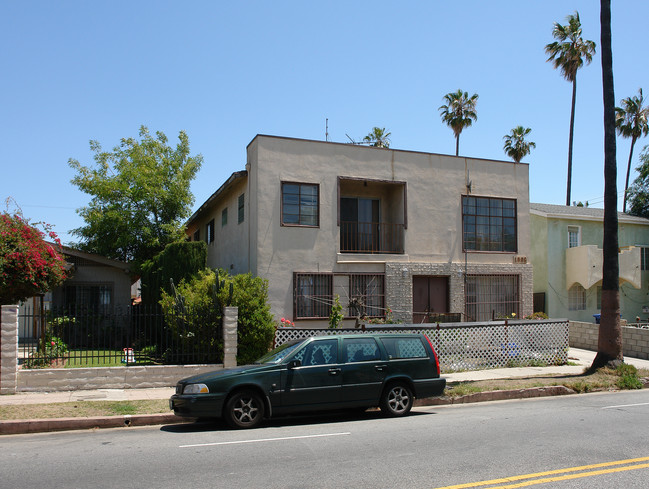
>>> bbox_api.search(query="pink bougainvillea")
[0,213,68,305]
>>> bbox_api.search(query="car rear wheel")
[380,382,413,417]
[224,390,265,429]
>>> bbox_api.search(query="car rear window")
[381,337,427,359]
[343,338,380,363]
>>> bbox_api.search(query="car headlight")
[183,383,209,394]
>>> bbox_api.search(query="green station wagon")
[170,333,446,429]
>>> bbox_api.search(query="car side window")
[344,338,380,363]
[300,339,338,366]
[381,337,427,359]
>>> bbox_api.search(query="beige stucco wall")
[247,136,531,324]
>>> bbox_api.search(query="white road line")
[602,402,649,410]
[179,432,352,448]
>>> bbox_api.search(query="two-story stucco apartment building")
[186,135,533,327]
[530,203,649,323]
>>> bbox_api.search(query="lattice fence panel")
[275,320,569,373]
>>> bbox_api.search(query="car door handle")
[328,368,341,376]
[375,365,387,372]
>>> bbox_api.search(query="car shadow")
[160,408,434,433]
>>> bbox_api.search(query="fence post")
[222,306,238,368]
[1,305,19,394]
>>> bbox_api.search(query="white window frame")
[567,226,581,248]
[568,284,586,311]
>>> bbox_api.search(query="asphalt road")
[2,390,649,489]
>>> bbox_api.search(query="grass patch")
[0,399,169,421]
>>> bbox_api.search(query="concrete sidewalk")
[1,348,648,406]
[1,348,648,435]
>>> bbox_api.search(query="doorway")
[412,276,449,323]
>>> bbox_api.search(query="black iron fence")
[18,304,223,368]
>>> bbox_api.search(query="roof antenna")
[325,118,329,142]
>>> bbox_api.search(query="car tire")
[224,390,265,429]
[379,382,413,417]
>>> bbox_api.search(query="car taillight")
[423,335,440,375]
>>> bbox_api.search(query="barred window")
[465,275,519,321]
[568,284,586,311]
[282,182,319,227]
[294,273,332,319]
[348,274,384,318]
[462,196,517,252]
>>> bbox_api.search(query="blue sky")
[2,1,648,245]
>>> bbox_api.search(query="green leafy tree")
[439,89,478,156]
[545,11,596,206]
[626,146,649,218]
[591,0,622,370]
[0,212,68,305]
[615,88,649,212]
[69,126,202,273]
[328,294,344,329]
[363,127,391,148]
[503,126,536,163]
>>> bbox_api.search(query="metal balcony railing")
[340,221,405,254]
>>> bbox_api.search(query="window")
[282,182,319,226]
[568,284,586,311]
[344,338,380,363]
[294,339,338,366]
[238,193,245,224]
[64,284,113,313]
[641,247,649,271]
[206,219,215,244]
[568,226,581,248]
[465,275,520,321]
[380,337,427,359]
[193,229,200,242]
[294,273,332,318]
[222,208,228,227]
[349,274,384,317]
[293,273,385,320]
[462,196,517,252]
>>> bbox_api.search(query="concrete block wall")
[570,320,649,360]
[1,305,19,395]
[386,262,533,323]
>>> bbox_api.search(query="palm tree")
[545,12,596,206]
[591,0,622,370]
[503,126,536,163]
[363,127,391,148]
[616,88,649,212]
[438,89,478,156]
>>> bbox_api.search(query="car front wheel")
[380,382,413,417]
[224,390,265,429]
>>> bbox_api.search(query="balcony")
[340,221,405,254]
[566,245,641,290]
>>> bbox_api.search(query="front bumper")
[169,394,226,419]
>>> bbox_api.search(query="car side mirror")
[288,359,301,369]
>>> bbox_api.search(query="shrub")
[160,269,275,365]
[616,363,643,390]
[0,212,68,305]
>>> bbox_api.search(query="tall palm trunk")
[566,79,577,206]
[623,136,638,213]
[592,0,623,370]
[455,135,460,156]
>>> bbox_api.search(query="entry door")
[413,276,449,323]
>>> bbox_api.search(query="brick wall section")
[1,305,19,395]
[570,320,649,360]
[385,262,533,322]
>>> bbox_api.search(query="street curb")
[1,386,580,435]
[0,413,191,435]
[414,385,576,407]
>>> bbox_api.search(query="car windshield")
[255,339,305,364]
